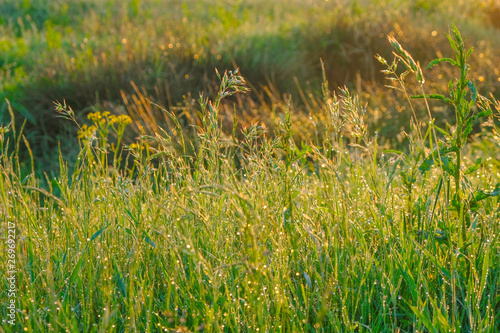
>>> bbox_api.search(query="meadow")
[1,0,500,332]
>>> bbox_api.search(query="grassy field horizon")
[1,0,500,332]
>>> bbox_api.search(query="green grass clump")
[1,27,500,332]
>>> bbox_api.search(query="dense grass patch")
[1,27,500,331]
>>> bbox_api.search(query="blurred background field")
[1,0,500,173]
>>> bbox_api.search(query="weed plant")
[1,28,500,332]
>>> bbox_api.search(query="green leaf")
[465,158,482,175]
[462,119,473,140]
[427,94,448,101]
[474,183,500,202]
[411,94,453,104]
[469,100,475,111]
[479,247,490,299]
[429,297,453,331]
[448,80,455,95]
[124,207,140,226]
[383,149,404,155]
[143,233,156,247]
[426,58,457,68]
[90,227,106,241]
[419,146,457,173]
[466,47,474,59]
[476,109,492,119]
[468,80,477,102]
[113,258,127,298]
[451,24,463,44]
[440,155,456,176]
[410,304,435,332]
[446,34,458,53]
[69,247,87,286]
[62,251,67,265]
[432,124,451,137]
[419,157,435,173]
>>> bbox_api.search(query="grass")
[2,0,500,175]
[1,1,500,332]
[2,24,500,331]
